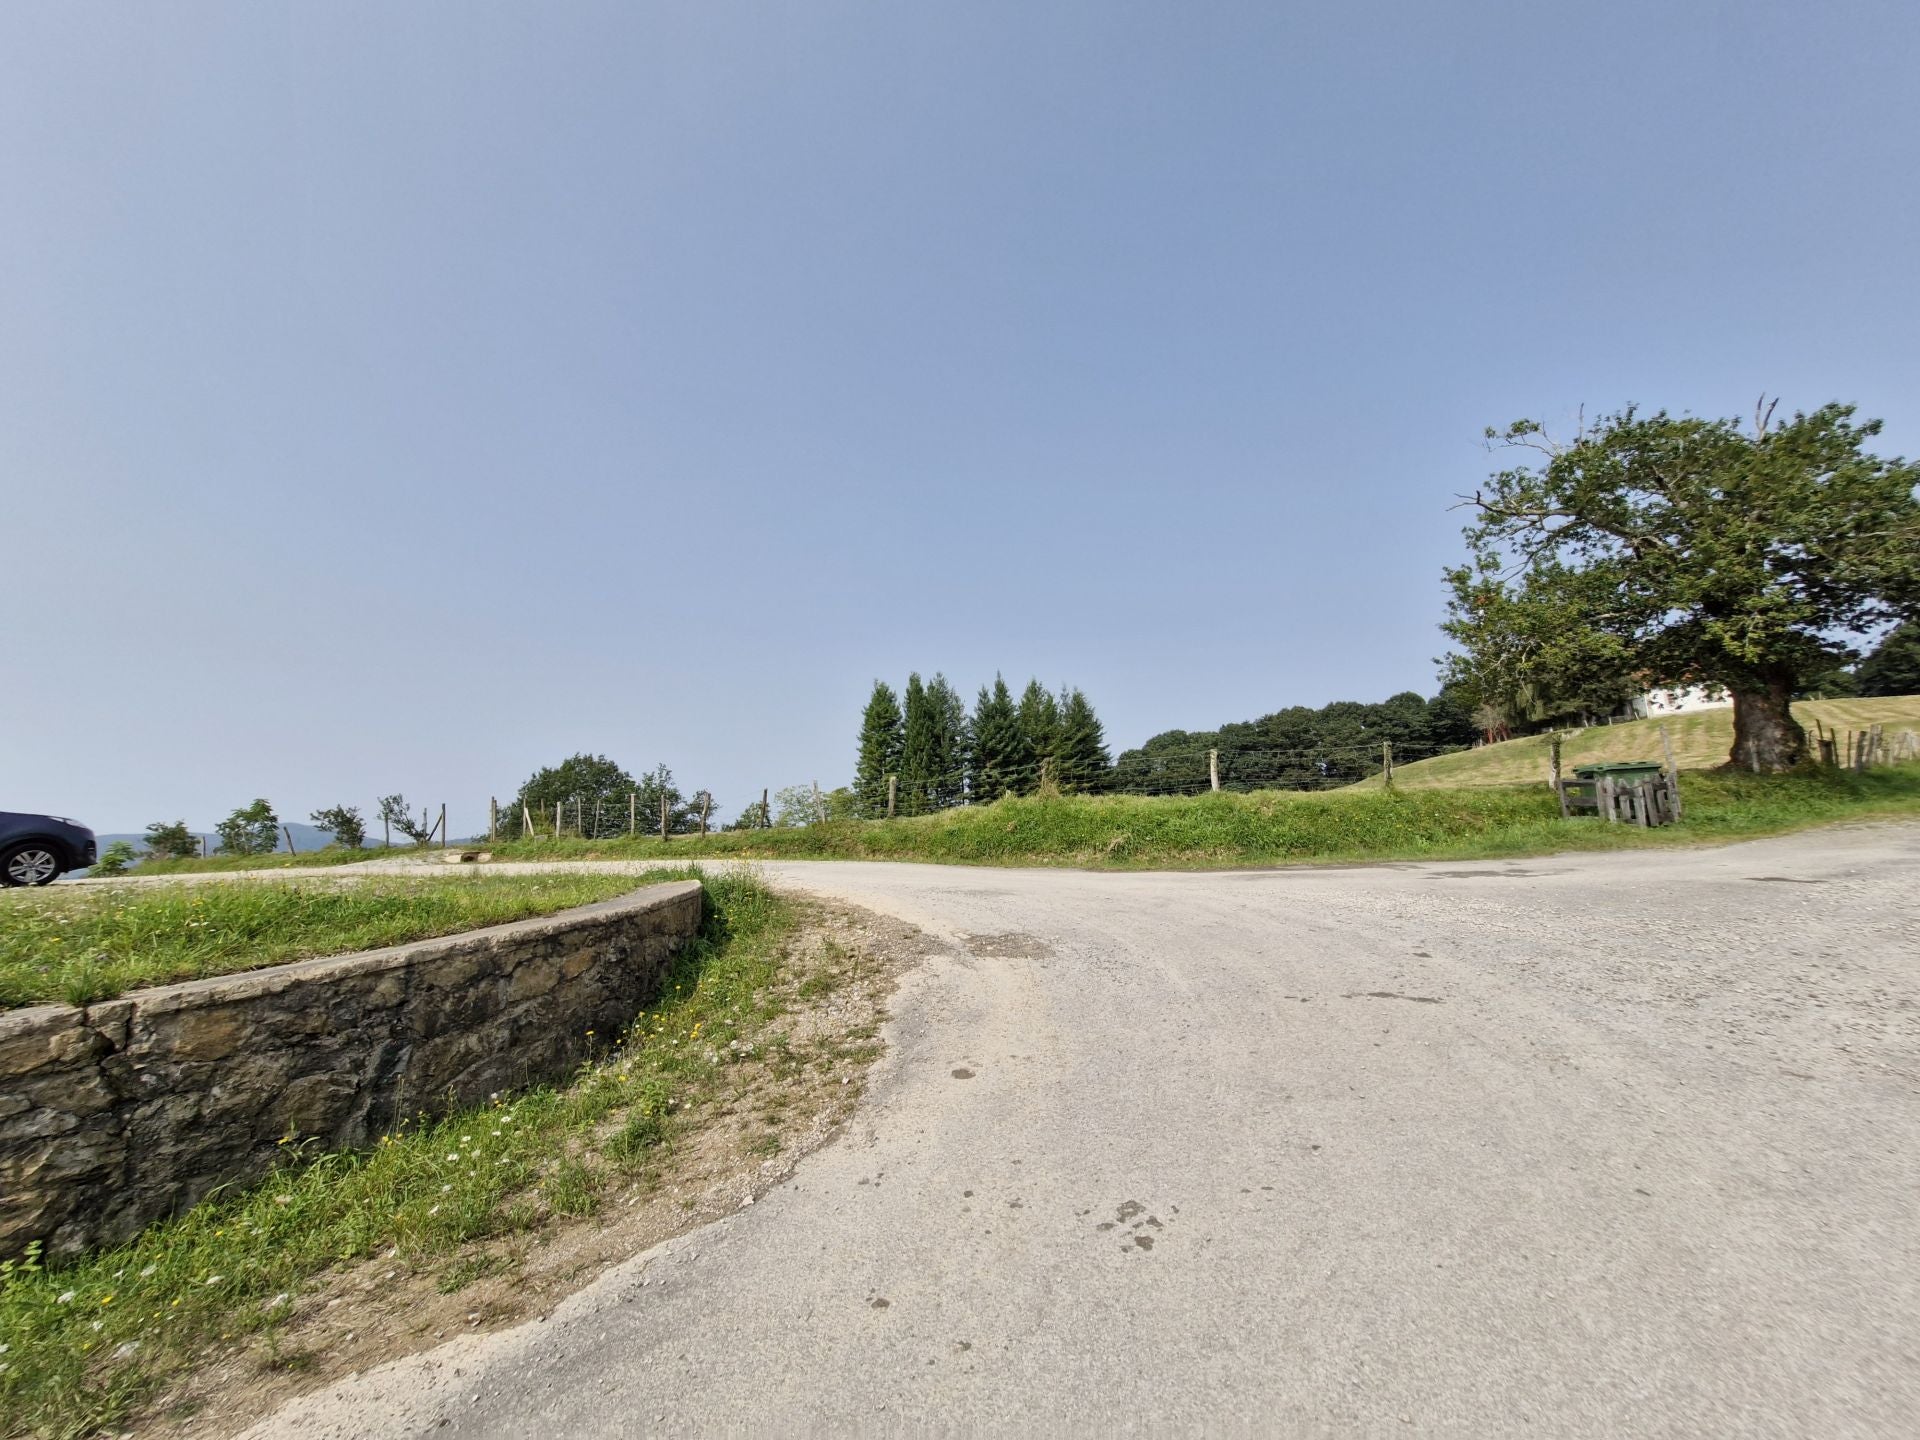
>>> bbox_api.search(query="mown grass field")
[0,871,873,1440]
[0,873,645,1011]
[1361,694,1920,790]
[481,764,1920,870]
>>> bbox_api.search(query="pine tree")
[926,673,970,809]
[969,675,1025,801]
[854,680,904,817]
[1016,679,1061,791]
[898,673,937,816]
[1055,688,1112,791]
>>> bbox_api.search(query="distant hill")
[1352,695,1920,790]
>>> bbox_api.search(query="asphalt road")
[245,825,1920,1437]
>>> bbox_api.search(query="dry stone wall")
[0,879,703,1258]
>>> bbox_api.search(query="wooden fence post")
[1551,735,1565,817]
[1209,748,1220,792]
[1381,741,1393,788]
[887,775,897,819]
[489,797,498,843]
[554,801,561,841]
[660,792,670,843]
[1601,775,1619,824]
[629,790,637,836]
[383,813,390,851]
[761,788,769,829]
[813,780,823,823]
[700,792,711,837]
[440,803,448,849]
[283,825,297,855]
[1654,724,1682,821]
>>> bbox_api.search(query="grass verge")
[478,765,1920,870]
[121,846,417,876]
[0,870,892,1439]
[0,874,647,1011]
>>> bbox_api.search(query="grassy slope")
[0,873,647,1011]
[0,872,842,1440]
[483,765,1920,870]
[1361,695,1920,791]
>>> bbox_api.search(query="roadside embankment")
[1,881,701,1258]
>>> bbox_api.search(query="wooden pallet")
[1556,772,1680,827]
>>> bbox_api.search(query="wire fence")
[850,737,1473,819]
[464,739,1472,842]
[490,790,719,842]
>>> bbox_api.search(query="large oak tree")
[1444,402,1920,771]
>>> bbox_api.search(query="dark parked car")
[0,812,97,886]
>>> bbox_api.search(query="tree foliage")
[772,784,830,827]
[727,796,770,830]
[503,753,635,839]
[854,681,903,818]
[635,764,705,835]
[898,673,939,816]
[1856,622,1920,698]
[93,841,138,876]
[1444,402,1920,770]
[309,804,366,849]
[143,820,200,861]
[1015,680,1060,785]
[215,799,279,856]
[925,675,970,809]
[1112,691,1459,793]
[1054,688,1111,791]
[377,794,436,847]
[967,676,1025,801]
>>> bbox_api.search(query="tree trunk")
[1729,674,1806,772]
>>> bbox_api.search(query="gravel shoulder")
[231,821,1920,1438]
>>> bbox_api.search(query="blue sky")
[6,1,1916,834]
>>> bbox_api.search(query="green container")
[1573,761,1666,784]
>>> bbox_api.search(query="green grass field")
[481,764,1920,871]
[1363,695,1920,790]
[0,873,646,1010]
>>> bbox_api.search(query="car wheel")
[1,843,63,887]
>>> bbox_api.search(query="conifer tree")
[1016,679,1061,790]
[1055,688,1112,791]
[926,673,970,809]
[969,675,1025,801]
[854,680,903,817]
[898,673,938,816]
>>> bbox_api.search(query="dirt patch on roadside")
[138,900,928,1440]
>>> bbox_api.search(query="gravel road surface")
[243,825,1920,1437]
